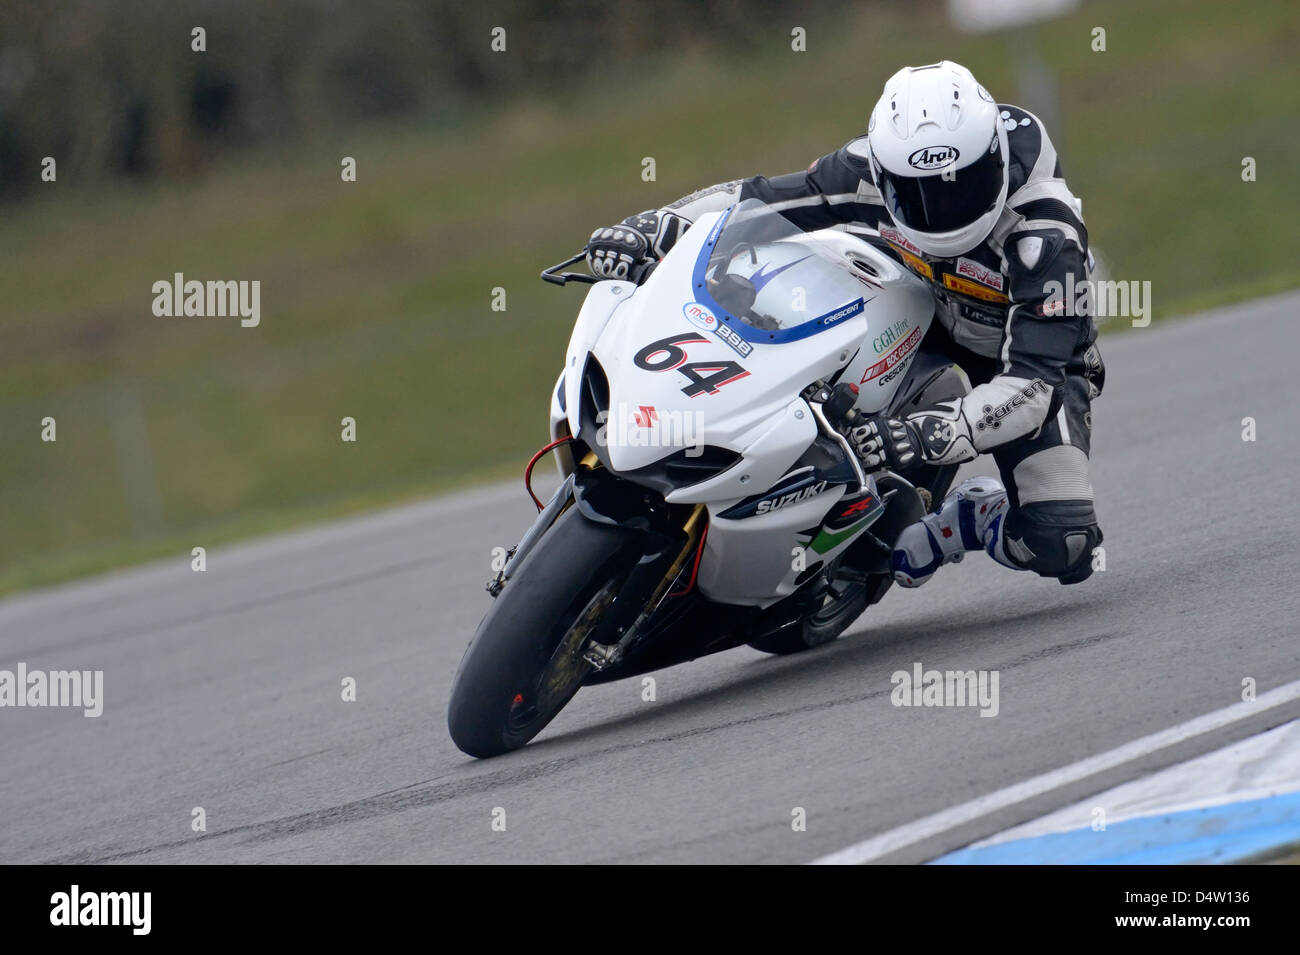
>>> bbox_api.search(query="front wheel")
[447,506,634,758]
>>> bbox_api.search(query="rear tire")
[747,573,891,655]
[447,506,633,758]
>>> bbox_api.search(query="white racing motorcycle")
[447,198,971,758]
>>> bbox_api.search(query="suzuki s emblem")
[907,145,960,171]
[682,302,717,331]
[633,405,658,428]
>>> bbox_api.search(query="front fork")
[581,502,706,670]
[488,455,708,673]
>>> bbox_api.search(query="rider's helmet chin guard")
[866,61,1009,259]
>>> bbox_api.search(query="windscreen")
[703,200,872,338]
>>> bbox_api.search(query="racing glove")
[848,402,980,470]
[830,372,1058,471]
[586,210,690,281]
[822,383,979,472]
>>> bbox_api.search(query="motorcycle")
[447,198,971,758]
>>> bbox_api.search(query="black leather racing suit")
[629,106,1105,582]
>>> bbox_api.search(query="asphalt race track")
[3,291,1299,864]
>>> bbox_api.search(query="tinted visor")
[877,141,1005,234]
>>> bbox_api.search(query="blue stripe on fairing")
[929,789,1300,865]
[691,206,864,347]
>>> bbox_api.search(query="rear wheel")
[802,573,893,646]
[746,571,891,655]
[447,506,634,758]
[748,472,944,656]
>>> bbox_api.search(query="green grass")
[2,0,1298,594]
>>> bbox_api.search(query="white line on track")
[809,679,1300,864]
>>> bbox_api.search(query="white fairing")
[562,279,635,438]
[550,201,935,606]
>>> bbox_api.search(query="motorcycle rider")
[584,61,1104,587]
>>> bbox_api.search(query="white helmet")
[866,61,1008,258]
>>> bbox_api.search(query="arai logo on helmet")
[682,302,717,331]
[907,145,960,171]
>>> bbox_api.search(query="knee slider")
[1001,500,1102,584]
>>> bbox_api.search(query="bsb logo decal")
[684,301,753,357]
[713,320,754,358]
[860,325,922,385]
[943,272,1008,303]
[955,257,1005,291]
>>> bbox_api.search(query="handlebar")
[541,251,600,286]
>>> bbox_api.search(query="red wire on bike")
[523,434,574,511]
[668,524,709,598]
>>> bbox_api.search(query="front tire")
[447,506,633,758]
